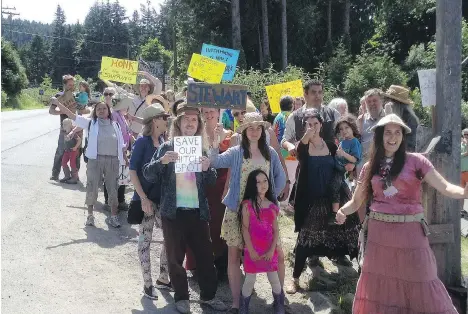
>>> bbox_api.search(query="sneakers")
[66,178,78,184]
[285,279,299,295]
[59,176,71,183]
[85,215,95,227]
[118,202,129,211]
[108,215,121,228]
[175,300,190,314]
[155,279,174,291]
[143,285,158,300]
[200,298,228,311]
[50,175,59,181]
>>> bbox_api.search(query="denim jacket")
[210,145,286,212]
[143,140,217,221]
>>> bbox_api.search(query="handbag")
[118,165,131,186]
[127,200,144,224]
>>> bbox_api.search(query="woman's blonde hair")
[142,119,153,136]
[169,114,209,153]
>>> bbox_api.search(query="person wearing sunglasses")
[129,104,173,300]
[231,109,247,132]
[462,129,468,189]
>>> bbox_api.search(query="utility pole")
[1,6,20,41]
[424,0,464,312]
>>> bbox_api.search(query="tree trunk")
[171,0,177,82]
[261,0,271,66]
[258,22,264,69]
[281,0,287,70]
[343,0,351,49]
[231,0,241,49]
[327,0,332,44]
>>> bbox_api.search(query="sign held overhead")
[99,56,139,84]
[265,80,303,113]
[201,43,240,81]
[187,53,226,84]
[186,83,248,110]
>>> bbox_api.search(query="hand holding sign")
[174,136,203,173]
[187,54,226,84]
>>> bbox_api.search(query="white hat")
[236,112,271,134]
[142,104,169,122]
[370,113,411,134]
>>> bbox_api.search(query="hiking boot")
[201,298,228,311]
[59,177,72,183]
[66,178,78,184]
[155,279,173,291]
[175,300,190,314]
[50,175,59,181]
[108,215,121,228]
[273,290,285,314]
[143,285,158,300]
[239,294,251,314]
[60,166,71,182]
[85,215,95,227]
[118,202,129,211]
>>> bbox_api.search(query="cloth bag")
[118,165,131,186]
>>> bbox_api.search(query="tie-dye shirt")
[176,172,199,208]
[273,111,290,144]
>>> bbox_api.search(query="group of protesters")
[48,72,468,314]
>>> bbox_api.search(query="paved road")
[1,109,234,314]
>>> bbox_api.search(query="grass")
[461,236,468,276]
[1,88,53,111]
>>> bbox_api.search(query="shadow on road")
[131,294,175,314]
[49,181,87,192]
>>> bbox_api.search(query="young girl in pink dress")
[336,114,467,314]
[239,169,284,314]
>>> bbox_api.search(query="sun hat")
[383,85,414,106]
[134,78,155,95]
[142,104,170,123]
[111,92,132,111]
[370,113,411,134]
[146,94,170,112]
[176,102,200,116]
[236,112,271,134]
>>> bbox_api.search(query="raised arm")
[139,71,162,95]
[424,169,468,199]
[52,98,76,120]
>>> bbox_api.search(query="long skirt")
[353,219,457,314]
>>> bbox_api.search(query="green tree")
[50,5,67,83]
[24,35,49,84]
[140,0,158,44]
[344,52,408,111]
[1,39,29,96]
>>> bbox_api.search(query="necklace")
[311,139,325,150]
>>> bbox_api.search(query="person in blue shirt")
[331,115,362,218]
[75,81,90,110]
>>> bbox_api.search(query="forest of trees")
[1,0,468,118]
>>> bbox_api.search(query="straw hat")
[384,85,414,106]
[146,94,170,112]
[134,78,155,95]
[236,112,271,133]
[176,103,200,116]
[142,104,169,123]
[112,93,132,111]
[370,113,411,133]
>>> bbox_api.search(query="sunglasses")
[104,93,114,97]
[233,110,247,117]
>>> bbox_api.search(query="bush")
[1,39,29,97]
[323,43,353,93]
[230,64,338,108]
[410,88,431,127]
[462,101,468,129]
[344,52,408,112]
[1,90,7,108]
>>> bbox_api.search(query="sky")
[3,0,165,24]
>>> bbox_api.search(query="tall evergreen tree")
[50,5,67,83]
[140,0,158,44]
[25,35,49,84]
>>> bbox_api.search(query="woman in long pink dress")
[336,114,467,314]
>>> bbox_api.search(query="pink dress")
[354,153,457,314]
[243,200,279,274]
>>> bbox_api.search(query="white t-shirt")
[129,96,147,134]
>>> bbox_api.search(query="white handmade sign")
[418,69,436,107]
[174,136,203,173]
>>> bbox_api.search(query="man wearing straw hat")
[383,85,419,152]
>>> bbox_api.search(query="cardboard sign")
[57,90,77,112]
[417,69,436,107]
[139,58,164,78]
[99,56,139,84]
[174,136,203,173]
[201,43,240,81]
[186,83,248,110]
[187,53,226,84]
[265,80,303,113]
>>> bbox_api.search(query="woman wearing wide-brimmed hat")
[383,85,419,152]
[211,112,286,313]
[336,113,467,314]
[129,104,173,300]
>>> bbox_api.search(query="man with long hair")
[143,103,227,314]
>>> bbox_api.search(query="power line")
[8,29,130,47]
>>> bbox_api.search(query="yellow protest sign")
[187,53,226,84]
[265,80,303,113]
[99,56,139,84]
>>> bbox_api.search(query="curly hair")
[334,114,360,140]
